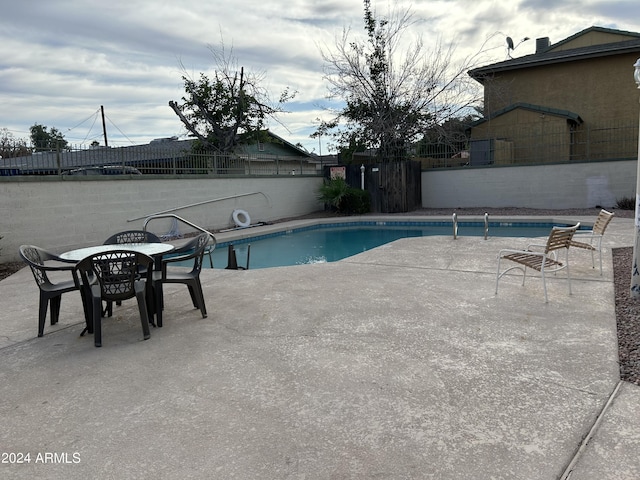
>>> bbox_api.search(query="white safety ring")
[232,209,251,228]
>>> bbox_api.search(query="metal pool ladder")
[484,212,489,240]
[452,212,490,240]
[453,213,458,239]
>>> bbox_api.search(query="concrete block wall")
[421,160,637,209]
[1,176,324,263]
[3,160,637,263]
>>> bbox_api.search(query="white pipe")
[127,191,271,222]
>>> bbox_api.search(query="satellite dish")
[506,37,514,50]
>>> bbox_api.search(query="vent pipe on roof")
[536,37,550,54]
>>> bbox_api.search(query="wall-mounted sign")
[330,166,346,179]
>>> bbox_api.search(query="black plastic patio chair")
[102,230,162,316]
[103,230,162,245]
[19,245,86,337]
[76,250,154,347]
[152,232,211,327]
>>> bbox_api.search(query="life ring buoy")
[232,209,251,228]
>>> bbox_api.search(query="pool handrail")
[142,213,217,267]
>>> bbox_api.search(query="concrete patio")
[1,215,639,479]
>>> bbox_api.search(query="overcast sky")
[1,0,639,154]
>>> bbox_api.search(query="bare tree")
[0,128,31,158]
[318,0,484,162]
[170,41,295,153]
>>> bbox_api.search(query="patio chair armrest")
[39,262,77,272]
[162,250,197,265]
[573,230,602,237]
[497,248,545,257]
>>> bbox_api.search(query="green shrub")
[616,196,635,210]
[317,177,370,214]
[317,177,350,211]
[342,187,371,214]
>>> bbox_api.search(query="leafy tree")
[318,0,483,162]
[30,124,69,152]
[169,42,295,153]
[0,128,31,158]
[415,114,479,159]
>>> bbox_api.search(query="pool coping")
[212,214,595,247]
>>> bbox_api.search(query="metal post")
[630,58,640,297]
[360,164,365,190]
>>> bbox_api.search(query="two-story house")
[467,26,640,166]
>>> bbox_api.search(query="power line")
[66,108,100,134]
[79,114,100,144]
[104,113,136,145]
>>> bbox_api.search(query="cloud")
[1,0,639,151]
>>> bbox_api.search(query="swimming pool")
[205,220,585,270]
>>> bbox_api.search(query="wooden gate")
[340,161,422,213]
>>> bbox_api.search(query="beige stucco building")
[468,27,640,166]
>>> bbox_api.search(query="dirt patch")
[0,261,24,281]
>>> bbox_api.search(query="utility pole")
[100,105,108,147]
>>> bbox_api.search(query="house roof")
[469,103,583,128]
[469,26,640,82]
[264,130,311,157]
[1,130,311,173]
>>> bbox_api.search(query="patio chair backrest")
[592,209,615,236]
[77,250,153,303]
[104,230,161,245]
[19,245,66,287]
[544,224,580,254]
[193,233,211,272]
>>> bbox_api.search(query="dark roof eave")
[469,40,640,81]
[469,103,583,128]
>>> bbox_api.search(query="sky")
[1,0,639,154]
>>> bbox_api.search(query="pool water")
[204,222,580,270]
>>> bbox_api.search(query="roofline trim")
[470,103,583,127]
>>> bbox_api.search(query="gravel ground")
[612,246,640,385]
[3,207,638,384]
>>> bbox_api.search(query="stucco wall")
[421,160,637,209]
[484,51,640,125]
[1,176,323,262]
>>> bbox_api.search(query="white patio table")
[60,242,176,336]
[59,243,175,261]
